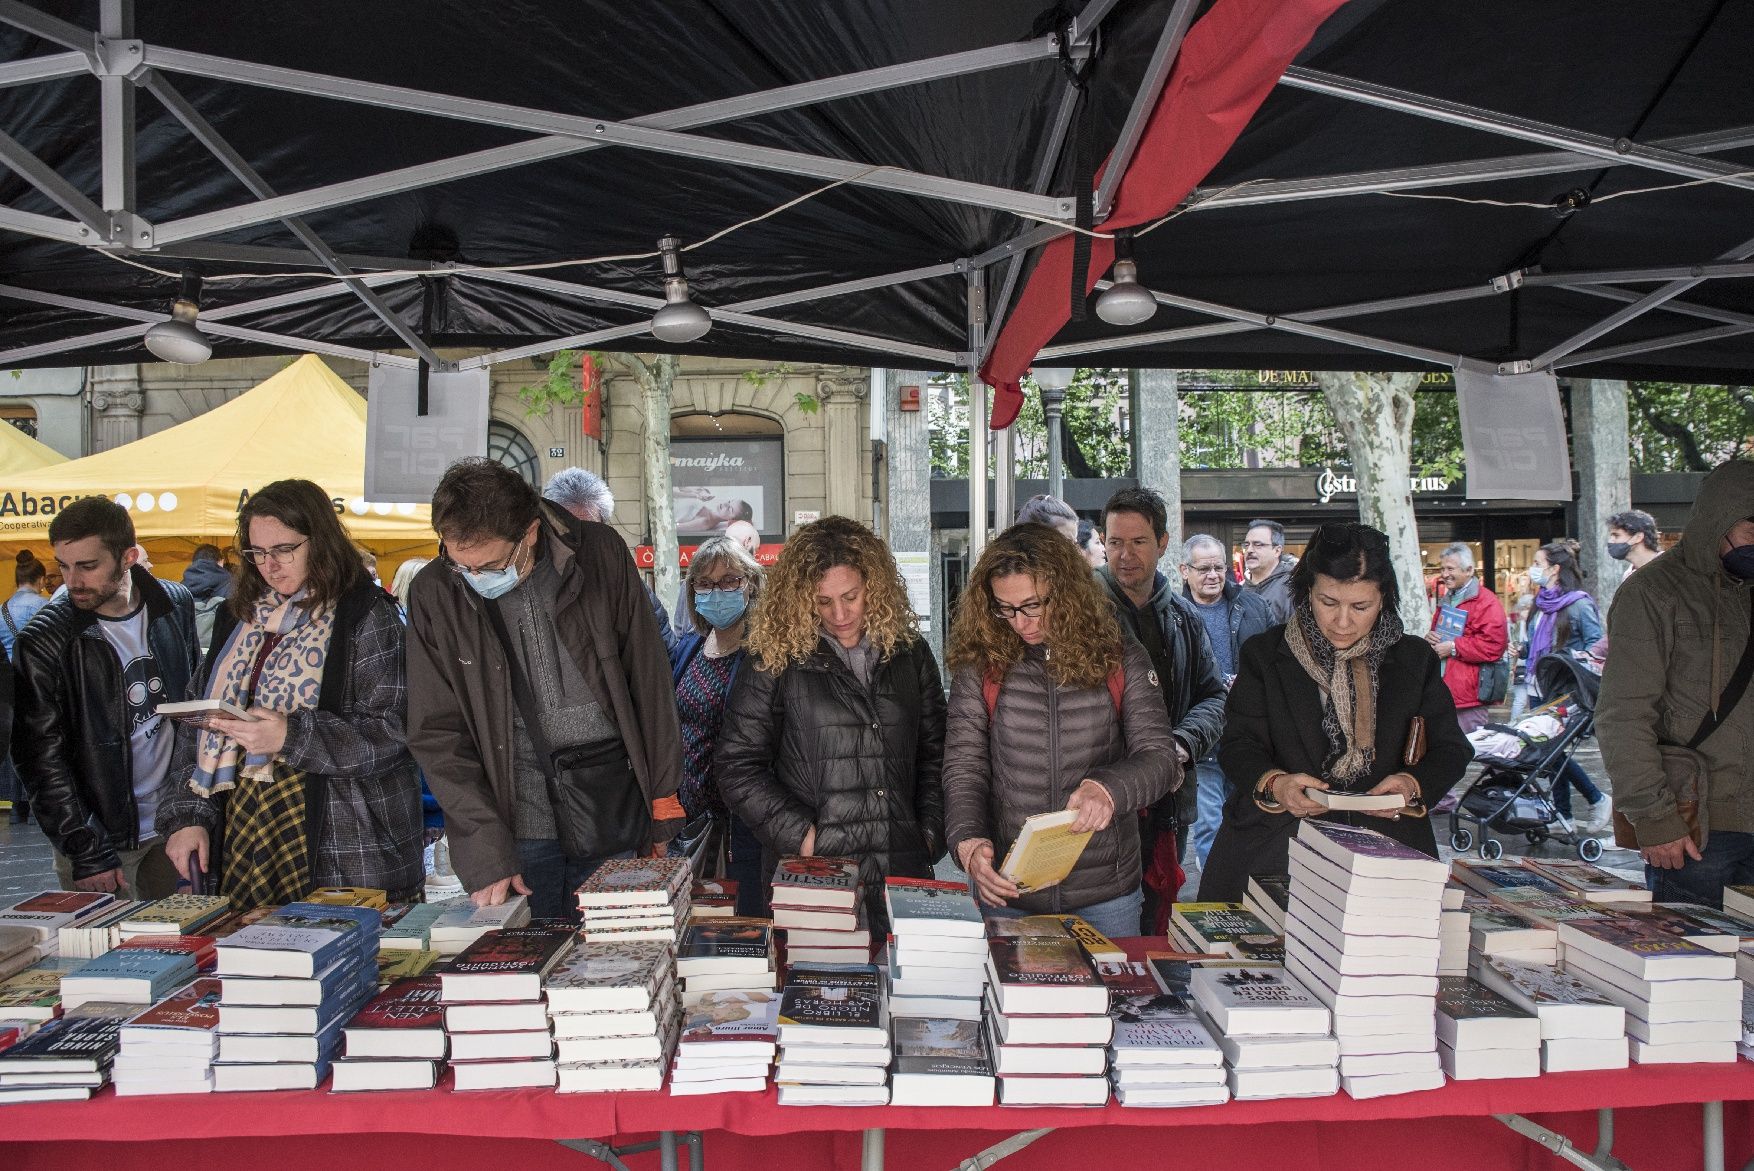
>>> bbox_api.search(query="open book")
[155,699,261,726]
[998,810,1092,894]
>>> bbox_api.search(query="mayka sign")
[670,453,747,471]
[1316,468,1451,504]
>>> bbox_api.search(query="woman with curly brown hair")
[714,516,945,933]
[942,522,1178,939]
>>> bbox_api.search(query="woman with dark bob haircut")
[1198,522,1470,902]
[159,479,424,906]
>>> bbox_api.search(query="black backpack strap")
[1688,590,1754,751]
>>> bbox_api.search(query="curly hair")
[747,515,918,670]
[947,522,1123,689]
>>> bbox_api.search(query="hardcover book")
[342,977,446,1059]
[440,926,577,1001]
[119,894,232,936]
[883,878,984,937]
[0,968,65,1022]
[215,903,381,978]
[690,879,739,917]
[890,1014,991,1077]
[677,920,773,974]
[119,977,222,1044]
[545,940,673,1013]
[985,936,1106,1015]
[678,989,780,1054]
[770,856,861,909]
[574,857,690,907]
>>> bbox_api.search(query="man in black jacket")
[13,498,197,898]
[1098,488,1228,931]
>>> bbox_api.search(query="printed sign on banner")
[1453,368,1572,501]
[365,365,491,503]
[670,435,784,541]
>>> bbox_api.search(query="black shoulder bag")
[484,601,650,860]
[1612,591,1754,851]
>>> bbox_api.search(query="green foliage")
[518,349,590,416]
[927,369,1133,478]
[1624,381,1752,472]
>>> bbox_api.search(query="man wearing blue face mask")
[405,458,683,921]
[1600,460,1754,907]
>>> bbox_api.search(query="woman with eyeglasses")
[669,534,767,916]
[940,522,1177,939]
[716,516,945,935]
[159,479,423,907]
[1198,522,1471,903]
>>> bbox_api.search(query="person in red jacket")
[1426,543,1509,734]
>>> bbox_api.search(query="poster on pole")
[894,550,932,634]
[1453,368,1572,500]
[364,364,491,503]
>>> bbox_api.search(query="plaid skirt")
[221,763,311,910]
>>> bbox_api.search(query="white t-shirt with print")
[94,605,172,840]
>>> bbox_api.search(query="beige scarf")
[1284,604,1400,785]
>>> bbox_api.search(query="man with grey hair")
[543,466,675,654]
[1426,541,1508,734]
[1176,533,1276,866]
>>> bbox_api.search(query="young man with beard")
[13,498,198,897]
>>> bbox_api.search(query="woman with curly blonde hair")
[942,522,1177,938]
[715,516,946,932]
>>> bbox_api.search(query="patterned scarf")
[189,590,335,798]
[1284,602,1403,786]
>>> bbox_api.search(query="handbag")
[1612,592,1754,851]
[484,602,650,860]
[1476,654,1511,705]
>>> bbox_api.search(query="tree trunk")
[1315,371,1431,633]
[604,353,681,607]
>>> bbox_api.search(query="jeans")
[1550,758,1604,818]
[725,814,768,918]
[1509,682,1529,722]
[1191,758,1228,868]
[981,886,1144,942]
[1647,830,1754,908]
[515,839,636,922]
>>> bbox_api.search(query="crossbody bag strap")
[1688,590,1754,751]
[482,600,558,779]
[0,601,17,640]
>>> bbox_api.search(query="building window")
[488,420,541,486]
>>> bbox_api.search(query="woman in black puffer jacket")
[715,517,945,934]
[941,523,1177,940]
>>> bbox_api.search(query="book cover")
[771,856,861,895]
[1190,966,1327,1016]
[381,901,451,948]
[122,977,221,1033]
[0,1008,127,1069]
[1111,990,1197,1024]
[346,977,445,1031]
[1477,956,1617,1011]
[690,879,739,912]
[1519,860,1650,903]
[445,926,577,977]
[1144,952,1231,999]
[1486,888,1605,929]
[1049,915,1126,963]
[779,967,883,1031]
[891,1015,991,1076]
[574,857,690,905]
[1436,976,1530,1023]
[1296,820,1447,879]
[1435,604,1467,641]
[679,989,780,1044]
[1247,875,1292,913]
[375,949,440,985]
[1095,959,1160,1000]
[679,920,772,962]
[983,915,1069,940]
[1624,902,1754,945]
[63,948,196,985]
[546,940,671,996]
[996,810,1093,893]
[1558,916,1723,964]
[884,878,983,932]
[1112,1014,1219,1055]
[1171,903,1278,958]
[0,968,64,1021]
[986,936,1101,989]
[119,894,231,932]
[303,888,389,910]
[1452,861,1569,898]
[8,892,112,916]
[428,896,530,938]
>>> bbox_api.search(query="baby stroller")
[1447,653,1606,863]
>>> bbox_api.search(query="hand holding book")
[956,838,1021,906]
[1258,771,1329,817]
[1064,779,1114,833]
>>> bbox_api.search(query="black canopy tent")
[0,0,1749,552]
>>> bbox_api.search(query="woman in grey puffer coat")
[942,522,1179,940]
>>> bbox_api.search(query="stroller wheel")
[1479,838,1504,861]
[1450,829,1474,852]
[1578,838,1604,863]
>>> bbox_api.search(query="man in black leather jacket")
[1097,488,1228,932]
[13,498,197,898]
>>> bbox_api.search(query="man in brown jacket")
[1599,459,1754,907]
[406,458,682,919]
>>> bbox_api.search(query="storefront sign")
[1315,468,1453,504]
[635,543,784,568]
[669,435,785,541]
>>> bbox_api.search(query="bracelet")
[1253,770,1289,814]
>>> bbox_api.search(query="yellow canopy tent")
[0,418,68,475]
[0,354,437,584]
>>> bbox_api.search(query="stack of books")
[775,963,890,1105]
[1452,862,1608,937]
[112,977,223,1095]
[379,901,452,952]
[984,933,1111,1105]
[0,926,46,986]
[1558,915,1739,1063]
[689,879,739,919]
[58,900,145,959]
[1173,902,1284,963]
[428,895,530,957]
[1520,859,1651,904]
[333,976,447,1092]
[1187,962,1337,1100]
[60,936,211,1010]
[118,894,232,941]
[0,1001,133,1103]
[0,891,118,962]
[672,989,780,1095]
[771,857,864,967]
[1104,958,1228,1107]
[883,879,985,1021]
[210,903,382,1091]
[1438,886,1470,976]
[1244,876,1290,935]
[440,925,576,1091]
[676,919,776,1006]
[1471,955,1627,1070]
[0,965,64,1025]
[890,1015,995,1105]
[545,938,678,1094]
[576,857,693,945]
[1435,975,1540,1080]
[1283,821,1446,1100]
[1462,893,1559,963]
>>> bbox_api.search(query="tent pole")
[967,269,990,561]
[0,128,110,236]
[97,0,135,219]
[0,51,90,88]
[0,1,97,56]
[1093,0,1200,217]
[1568,283,1754,332]
[1559,323,1754,368]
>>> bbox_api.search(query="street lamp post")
[1041,385,1067,500]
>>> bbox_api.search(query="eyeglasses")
[443,544,520,576]
[696,575,746,592]
[241,540,308,566]
[990,596,1049,621]
[1187,563,1227,576]
[1241,540,1276,551]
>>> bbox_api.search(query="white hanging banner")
[364,364,491,504]
[1453,368,1572,500]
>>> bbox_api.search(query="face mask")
[1722,545,1754,581]
[1607,542,1632,562]
[1527,565,1548,588]
[695,588,748,629]
[460,541,527,600]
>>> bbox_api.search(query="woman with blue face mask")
[669,535,766,915]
